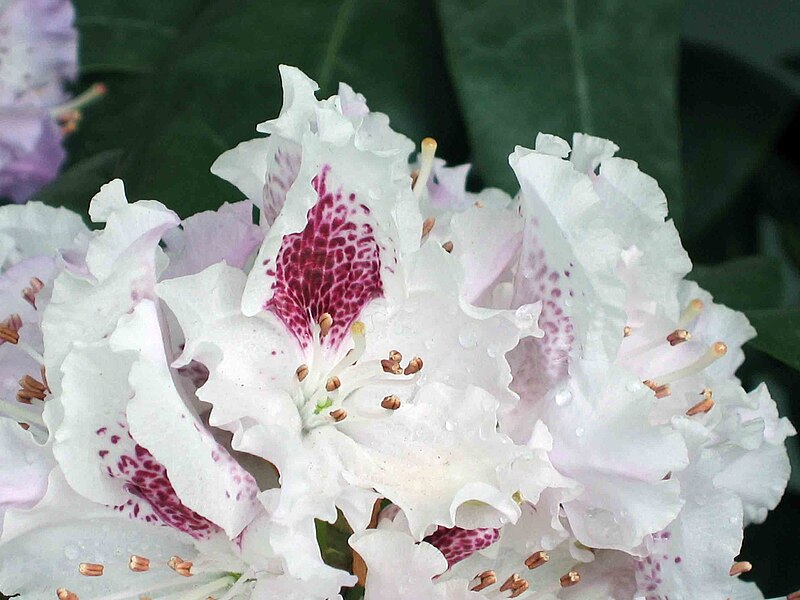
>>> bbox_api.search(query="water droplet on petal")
[555,389,572,406]
[445,420,455,431]
[458,325,480,349]
[575,426,585,437]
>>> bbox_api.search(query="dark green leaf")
[747,308,800,372]
[690,255,784,311]
[435,0,682,218]
[38,0,467,216]
[680,43,798,242]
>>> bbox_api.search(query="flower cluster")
[0,0,81,203]
[0,66,794,600]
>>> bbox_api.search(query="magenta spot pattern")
[96,423,220,539]
[265,164,385,349]
[423,526,500,568]
[634,530,677,600]
[263,144,301,226]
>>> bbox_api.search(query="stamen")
[78,562,104,577]
[687,389,714,416]
[50,83,107,119]
[17,374,48,403]
[652,341,727,386]
[22,277,45,308]
[470,570,497,592]
[325,376,341,392]
[666,329,691,346]
[381,359,403,375]
[623,325,632,337]
[296,364,309,382]
[413,137,438,197]
[729,561,752,576]
[499,574,523,593]
[330,408,347,422]
[0,324,20,344]
[560,571,580,587]
[168,556,193,577]
[510,580,529,598]
[421,217,436,239]
[318,313,333,337]
[524,550,549,569]
[129,555,151,572]
[389,350,402,363]
[57,588,79,600]
[381,395,401,410]
[403,357,423,376]
[677,298,704,329]
[442,241,454,253]
[643,379,671,399]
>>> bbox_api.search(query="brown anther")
[470,570,496,592]
[20,374,46,393]
[623,325,632,337]
[0,324,19,344]
[643,379,671,399]
[56,588,79,600]
[666,329,691,346]
[729,561,752,576]
[410,169,420,188]
[381,359,403,375]
[389,349,403,363]
[129,554,151,572]
[78,562,104,576]
[17,389,41,404]
[687,389,715,416]
[403,356,423,376]
[421,216,436,239]
[524,550,549,569]
[296,364,309,382]
[318,313,333,337]
[499,573,522,593]
[330,408,347,422]
[510,579,529,598]
[325,376,341,392]
[442,240,454,253]
[381,395,401,410]
[560,571,581,587]
[168,555,193,576]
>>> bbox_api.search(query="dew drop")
[514,304,538,330]
[575,426,585,437]
[458,325,480,349]
[444,420,455,431]
[555,389,572,407]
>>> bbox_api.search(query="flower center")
[293,315,423,431]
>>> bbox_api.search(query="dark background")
[23,0,800,595]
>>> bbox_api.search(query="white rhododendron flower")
[0,66,794,600]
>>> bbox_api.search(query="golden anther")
[560,571,580,587]
[330,408,347,422]
[318,313,333,337]
[442,241,454,253]
[325,376,341,392]
[381,395,401,410]
[0,324,19,344]
[56,588,78,600]
[168,556,193,576]
[381,359,403,375]
[296,364,309,382]
[524,550,549,569]
[729,561,752,576]
[499,573,522,593]
[470,570,497,592]
[666,329,691,346]
[623,325,632,337]
[403,357,423,376]
[129,554,151,572]
[712,341,728,357]
[389,350,403,363]
[78,562,104,576]
[643,379,671,399]
[421,217,436,239]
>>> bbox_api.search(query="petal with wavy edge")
[0,417,53,528]
[0,202,87,269]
